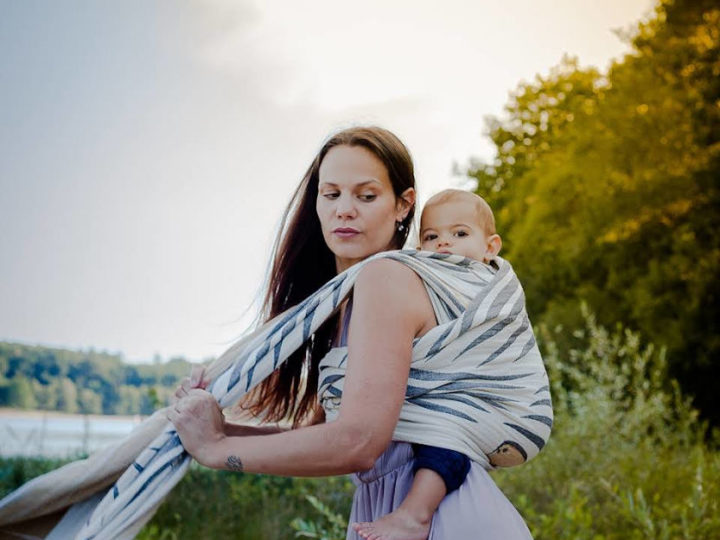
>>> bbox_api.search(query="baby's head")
[419,189,502,263]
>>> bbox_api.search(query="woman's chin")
[331,244,369,260]
[332,247,381,269]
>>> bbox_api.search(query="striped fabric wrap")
[318,251,552,469]
[72,250,551,539]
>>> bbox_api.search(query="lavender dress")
[346,442,533,539]
[333,305,534,540]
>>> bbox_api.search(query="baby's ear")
[485,234,503,260]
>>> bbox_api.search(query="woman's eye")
[322,192,340,199]
[359,193,377,202]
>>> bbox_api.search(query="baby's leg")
[352,468,445,540]
[353,445,471,540]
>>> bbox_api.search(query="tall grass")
[136,471,353,540]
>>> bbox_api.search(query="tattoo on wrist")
[226,455,244,472]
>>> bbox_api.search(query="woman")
[169,126,533,539]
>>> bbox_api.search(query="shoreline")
[0,407,145,423]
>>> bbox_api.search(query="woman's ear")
[397,187,416,219]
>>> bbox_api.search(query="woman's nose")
[335,194,357,219]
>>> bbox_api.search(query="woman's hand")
[167,388,226,467]
[172,364,210,404]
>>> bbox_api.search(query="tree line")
[0,342,194,415]
[467,0,719,423]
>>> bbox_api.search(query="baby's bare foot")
[352,507,431,540]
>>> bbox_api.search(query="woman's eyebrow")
[318,179,382,188]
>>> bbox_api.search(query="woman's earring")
[396,221,406,232]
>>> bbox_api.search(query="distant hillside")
[0,342,198,415]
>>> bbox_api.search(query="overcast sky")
[1,0,654,362]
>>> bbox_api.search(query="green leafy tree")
[78,388,103,415]
[31,380,57,410]
[7,376,37,409]
[466,0,720,421]
[117,385,143,415]
[0,341,194,415]
[54,377,78,413]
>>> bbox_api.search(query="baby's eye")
[422,233,438,241]
[455,230,469,237]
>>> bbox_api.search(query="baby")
[353,189,502,540]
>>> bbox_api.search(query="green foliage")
[6,376,36,409]
[136,468,354,540]
[0,457,70,499]
[0,342,196,415]
[465,0,720,422]
[290,493,348,540]
[494,307,720,539]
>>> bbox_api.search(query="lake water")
[0,410,144,458]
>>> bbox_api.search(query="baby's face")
[420,200,492,261]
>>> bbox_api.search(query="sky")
[0,0,654,363]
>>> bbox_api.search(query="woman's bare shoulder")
[354,257,435,332]
[356,257,425,291]
[357,255,422,278]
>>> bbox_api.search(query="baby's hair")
[422,189,496,236]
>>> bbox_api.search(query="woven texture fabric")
[319,252,552,469]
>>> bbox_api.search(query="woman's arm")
[223,407,323,436]
[168,259,436,476]
[175,367,325,438]
[223,422,287,437]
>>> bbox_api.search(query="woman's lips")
[333,227,360,238]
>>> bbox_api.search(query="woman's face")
[316,145,414,273]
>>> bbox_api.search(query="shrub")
[494,306,720,539]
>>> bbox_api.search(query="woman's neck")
[334,243,399,273]
[335,257,362,273]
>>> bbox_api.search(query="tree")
[78,388,103,415]
[7,376,37,409]
[54,377,78,413]
[31,380,57,410]
[466,0,720,421]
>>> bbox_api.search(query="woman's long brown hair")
[243,126,416,426]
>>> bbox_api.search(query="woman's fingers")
[167,394,195,424]
[172,368,207,405]
[187,388,212,398]
[170,377,190,405]
[166,407,178,424]
[166,388,224,465]
[189,365,208,389]
[174,389,216,415]
[181,376,193,392]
